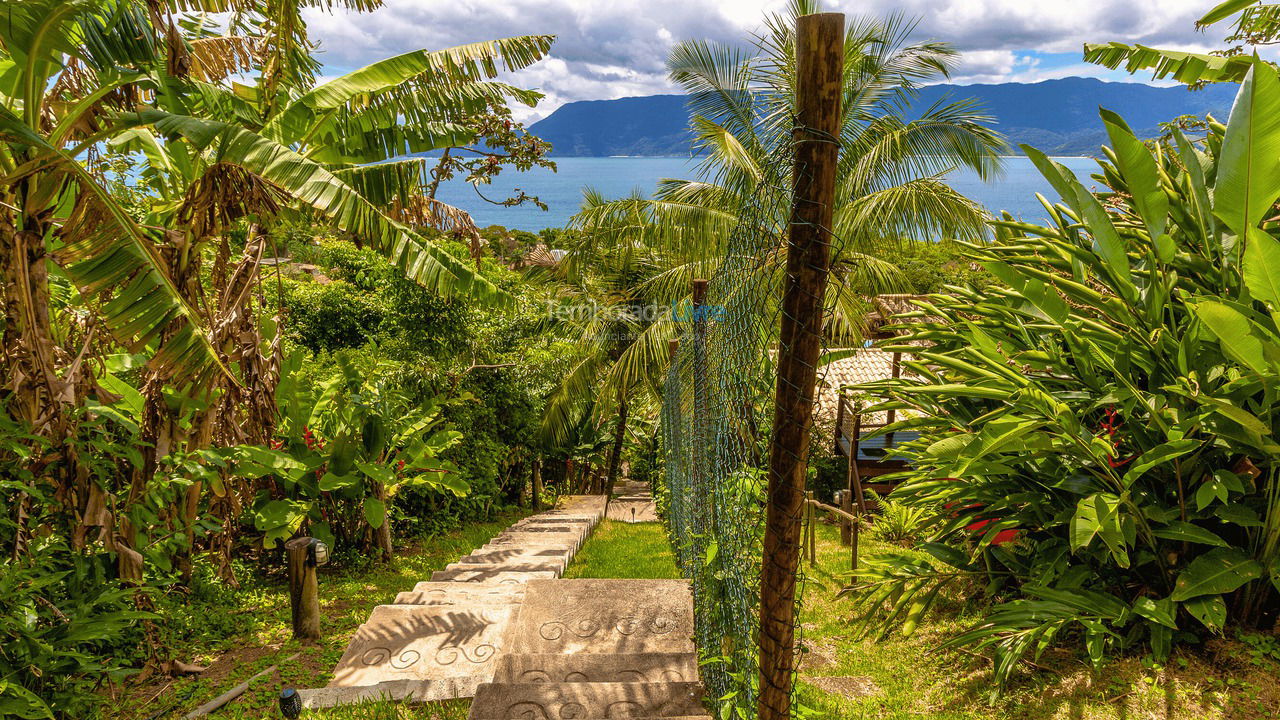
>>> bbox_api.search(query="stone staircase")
[296,495,607,709]
[607,479,658,523]
[468,578,709,720]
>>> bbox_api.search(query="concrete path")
[297,487,708,718]
[468,579,708,720]
[297,495,606,709]
[608,479,658,523]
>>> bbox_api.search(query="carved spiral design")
[435,644,496,665]
[649,614,675,634]
[508,702,550,720]
[559,702,587,719]
[539,619,602,640]
[360,647,420,670]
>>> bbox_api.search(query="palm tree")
[540,0,1006,473]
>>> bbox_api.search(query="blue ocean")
[428,155,1101,233]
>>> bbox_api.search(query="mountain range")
[527,77,1239,157]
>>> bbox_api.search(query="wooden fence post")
[757,12,844,720]
[839,489,852,546]
[285,537,321,640]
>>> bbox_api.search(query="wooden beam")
[757,12,844,720]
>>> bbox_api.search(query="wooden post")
[851,509,860,572]
[757,13,843,720]
[531,458,543,511]
[839,489,853,546]
[885,350,902,446]
[285,537,321,640]
[850,413,869,516]
[691,279,714,530]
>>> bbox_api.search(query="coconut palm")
[539,0,1005,455]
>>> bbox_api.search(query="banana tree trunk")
[373,481,393,562]
[604,398,629,498]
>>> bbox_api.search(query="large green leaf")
[1122,439,1201,487]
[126,110,510,305]
[1070,493,1131,568]
[1213,58,1280,236]
[1084,42,1254,86]
[0,106,234,387]
[1190,300,1272,374]
[1170,548,1264,601]
[1243,226,1280,307]
[1100,108,1168,240]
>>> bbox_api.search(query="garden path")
[298,485,710,719]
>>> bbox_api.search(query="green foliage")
[0,540,153,719]
[278,239,468,357]
[866,491,932,546]
[890,240,996,294]
[849,58,1280,684]
[259,352,466,551]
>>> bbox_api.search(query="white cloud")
[303,0,1242,122]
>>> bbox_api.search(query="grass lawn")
[107,510,530,720]
[563,520,681,579]
[795,520,1280,720]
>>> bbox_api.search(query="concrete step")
[314,604,512,702]
[394,582,525,606]
[429,568,557,584]
[507,579,695,655]
[445,561,563,577]
[458,548,572,571]
[469,681,706,720]
[493,652,700,684]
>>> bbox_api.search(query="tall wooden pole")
[757,12,843,720]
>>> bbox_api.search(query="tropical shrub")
[257,353,467,558]
[865,491,931,546]
[848,58,1280,683]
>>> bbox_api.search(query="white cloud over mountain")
[303,0,1229,121]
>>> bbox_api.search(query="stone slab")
[488,531,586,552]
[493,653,700,684]
[513,516,592,525]
[459,548,572,570]
[506,579,695,655]
[469,681,705,719]
[445,561,563,577]
[608,501,658,523]
[430,568,558,583]
[324,604,512,696]
[395,582,525,606]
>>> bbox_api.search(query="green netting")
[659,185,791,717]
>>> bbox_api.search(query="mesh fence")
[659,162,836,716]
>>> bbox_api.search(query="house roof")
[815,347,915,425]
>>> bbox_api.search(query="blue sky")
[303,0,1228,122]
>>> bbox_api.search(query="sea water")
[426,155,1101,233]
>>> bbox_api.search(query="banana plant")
[1085,0,1275,85]
[254,353,465,558]
[846,56,1280,685]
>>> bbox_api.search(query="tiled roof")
[814,348,915,424]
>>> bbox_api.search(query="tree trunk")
[757,13,843,720]
[604,397,630,498]
[373,481,393,562]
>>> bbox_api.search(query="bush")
[849,64,1280,685]
[865,491,930,546]
[0,541,151,719]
